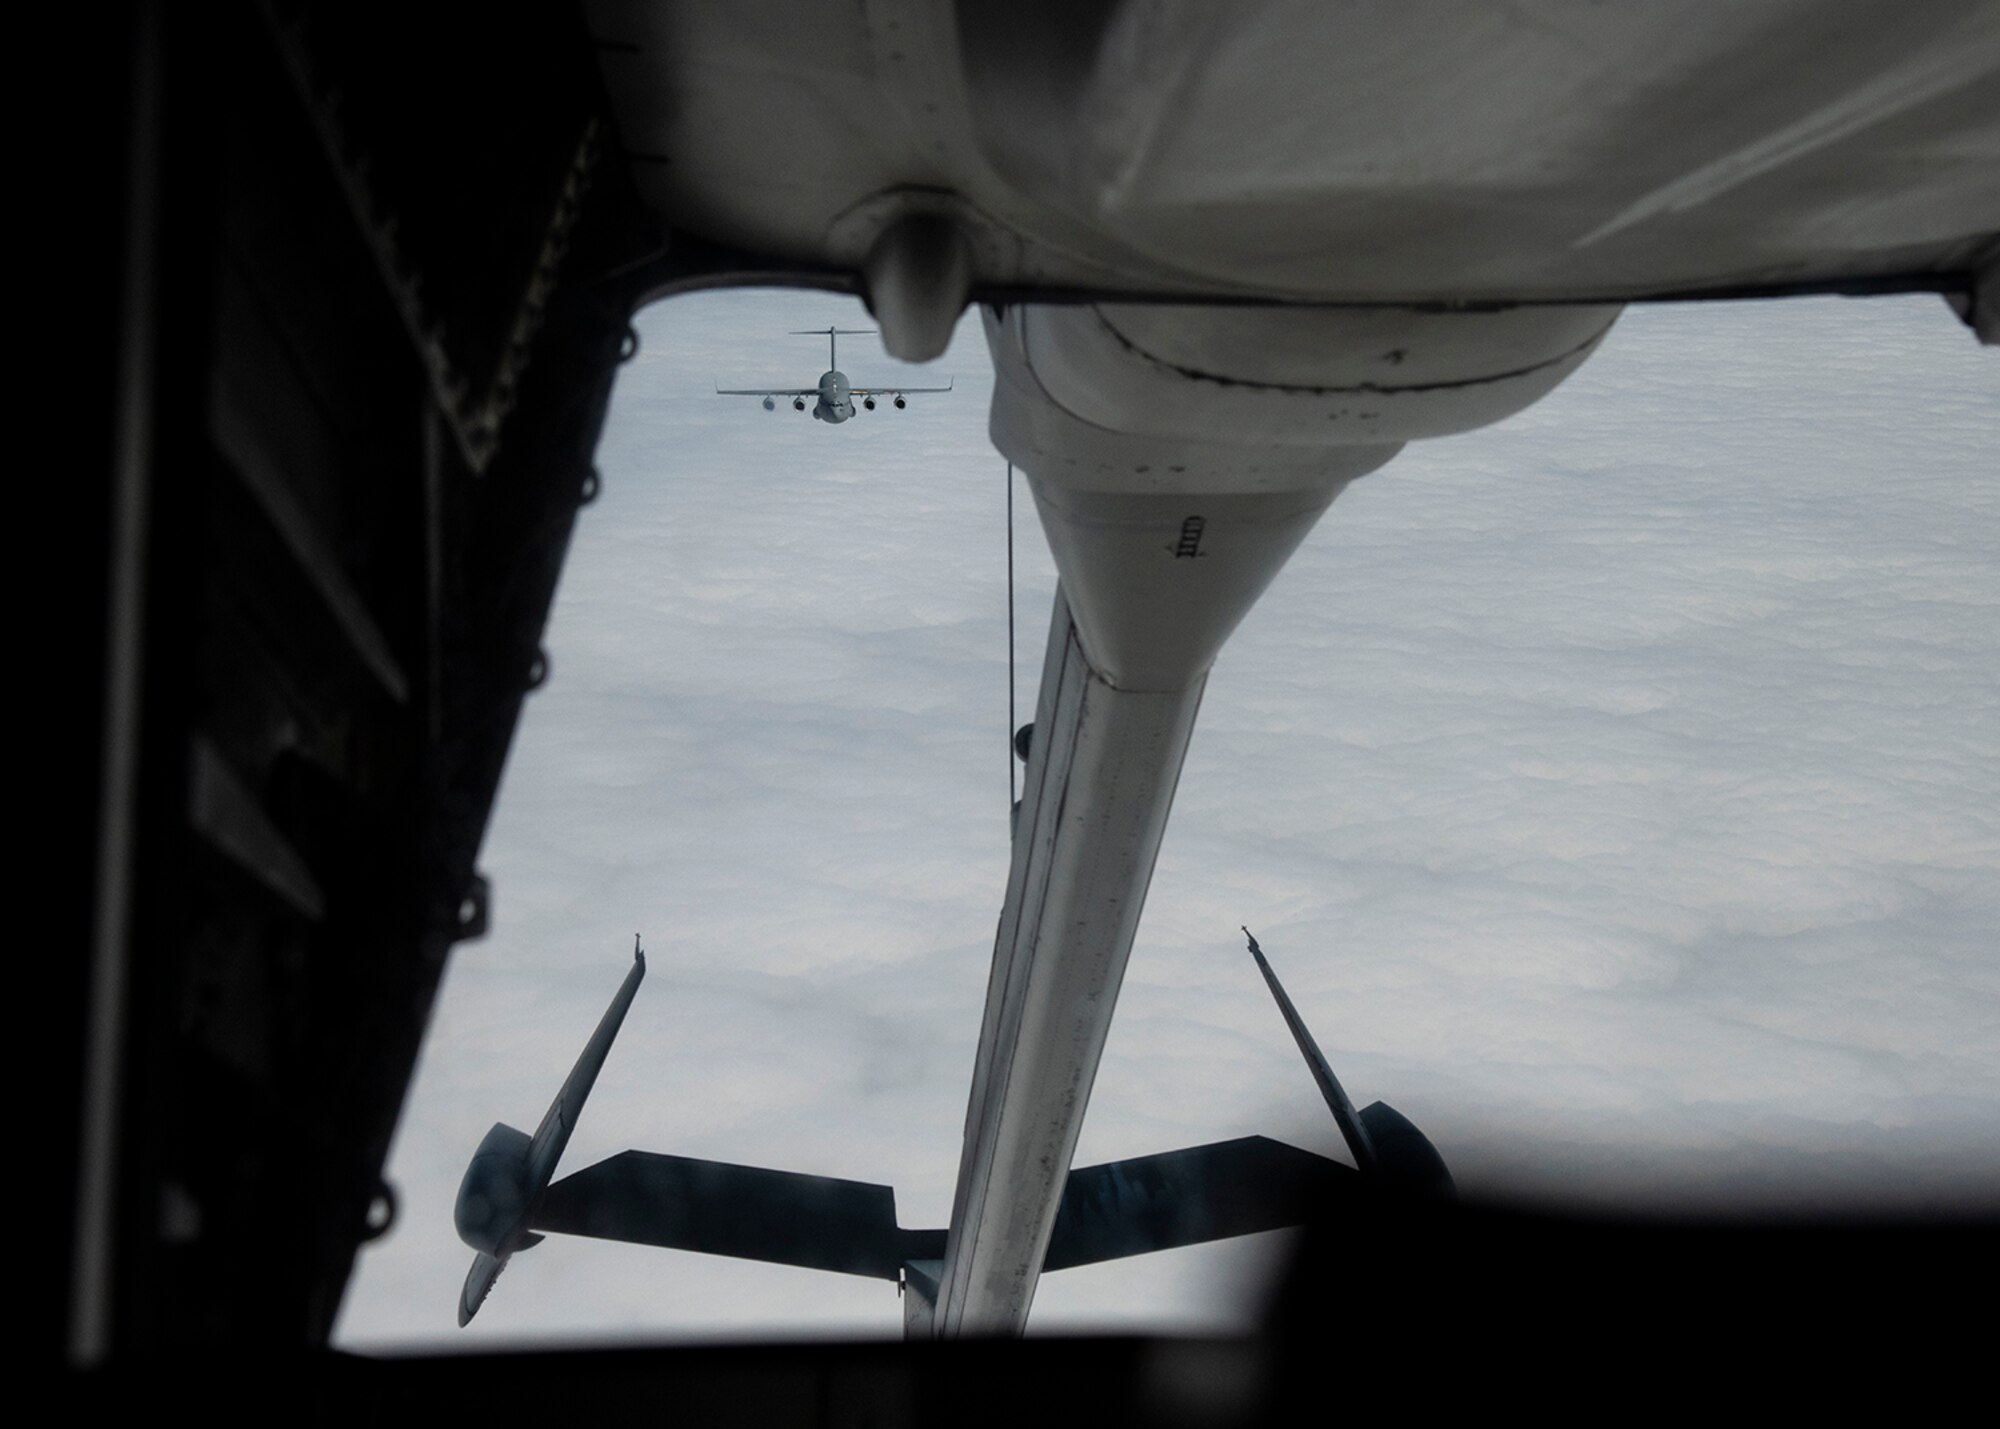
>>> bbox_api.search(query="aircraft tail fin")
[789,326,878,367]
[1243,927,1454,1197]
[451,939,647,1325]
[525,936,647,1188]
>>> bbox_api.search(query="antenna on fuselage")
[791,327,877,372]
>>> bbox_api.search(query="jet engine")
[863,397,876,410]
[762,396,775,411]
[793,396,805,411]
[893,395,906,409]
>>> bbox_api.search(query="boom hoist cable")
[1007,461,1017,813]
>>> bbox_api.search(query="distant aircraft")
[716,327,953,421]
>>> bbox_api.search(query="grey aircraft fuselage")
[812,369,854,422]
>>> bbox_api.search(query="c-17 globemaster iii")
[715,326,953,422]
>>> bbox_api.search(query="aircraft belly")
[936,592,1205,1336]
[602,2,2000,302]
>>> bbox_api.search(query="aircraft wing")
[850,379,954,395]
[715,384,818,396]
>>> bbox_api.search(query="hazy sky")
[340,287,1997,1352]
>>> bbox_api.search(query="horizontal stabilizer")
[531,1137,1347,1282]
[1045,1136,1350,1271]
[534,1151,944,1280]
